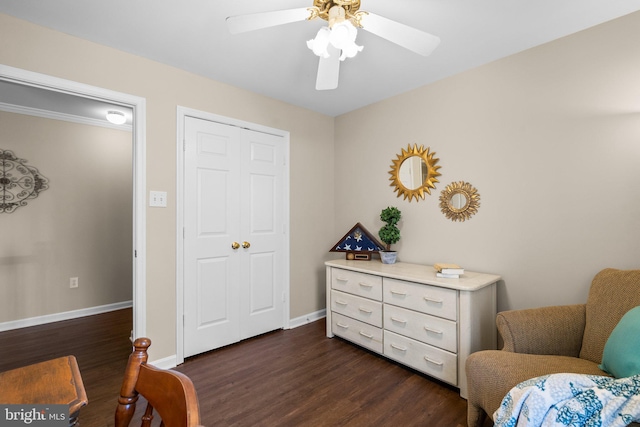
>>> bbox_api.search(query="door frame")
[0,64,148,338]
[175,106,290,364]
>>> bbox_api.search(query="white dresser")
[325,259,500,398]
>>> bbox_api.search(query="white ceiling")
[1,0,639,117]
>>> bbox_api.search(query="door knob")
[242,241,251,249]
[231,242,240,250]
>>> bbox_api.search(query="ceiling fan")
[226,0,440,90]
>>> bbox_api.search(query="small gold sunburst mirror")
[389,144,441,202]
[439,181,480,222]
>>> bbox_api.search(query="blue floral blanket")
[494,373,640,427]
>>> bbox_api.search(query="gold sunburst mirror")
[439,181,480,222]
[389,144,441,202]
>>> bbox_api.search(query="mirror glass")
[450,193,468,210]
[398,156,427,190]
[439,181,480,222]
[389,144,441,202]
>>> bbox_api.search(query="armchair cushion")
[600,305,640,378]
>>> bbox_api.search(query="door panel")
[249,252,276,313]
[197,169,227,234]
[196,257,231,325]
[184,118,241,357]
[240,129,284,339]
[250,175,275,232]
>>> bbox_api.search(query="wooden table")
[0,356,88,426]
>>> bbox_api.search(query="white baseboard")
[0,300,133,332]
[149,354,178,370]
[288,309,326,329]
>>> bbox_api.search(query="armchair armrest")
[497,304,586,356]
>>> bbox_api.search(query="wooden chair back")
[115,338,201,427]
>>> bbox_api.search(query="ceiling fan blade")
[316,46,340,90]
[226,7,312,35]
[359,12,440,56]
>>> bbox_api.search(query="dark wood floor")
[0,308,134,426]
[0,309,491,427]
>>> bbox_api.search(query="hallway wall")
[0,111,132,323]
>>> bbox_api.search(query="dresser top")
[325,259,501,291]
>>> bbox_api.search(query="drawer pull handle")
[423,296,443,304]
[335,300,348,306]
[391,317,407,324]
[390,290,407,296]
[390,343,407,351]
[424,326,443,334]
[336,277,349,282]
[424,356,443,366]
[359,282,373,288]
[359,331,373,339]
[336,322,349,329]
[359,307,373,314]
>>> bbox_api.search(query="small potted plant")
[378,206,401,264]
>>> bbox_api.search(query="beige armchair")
[465,268,640,427]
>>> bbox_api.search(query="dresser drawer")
[332,312,383,354]
[383,278,457,321]
[331,290,383,328]
[331,268,383,301]
[384,305,457,352]
[383,330,457,385]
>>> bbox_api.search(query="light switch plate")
[149,191,167,207]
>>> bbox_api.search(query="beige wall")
[334,11,640,312]
[0,112,132,322]
[2,10,639,360]
[0,13,336,360]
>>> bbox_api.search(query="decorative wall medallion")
[1,149,49,213]
[439,181,480,222]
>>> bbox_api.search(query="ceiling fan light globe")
[339,43,363,61]
[329,21,358,50]
[307,27,331,57]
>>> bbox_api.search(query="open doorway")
[0,65,146,338]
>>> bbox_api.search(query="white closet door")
[183,117,285,358]
[239,129,285,339]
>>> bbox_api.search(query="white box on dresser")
[325,259,501,399]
